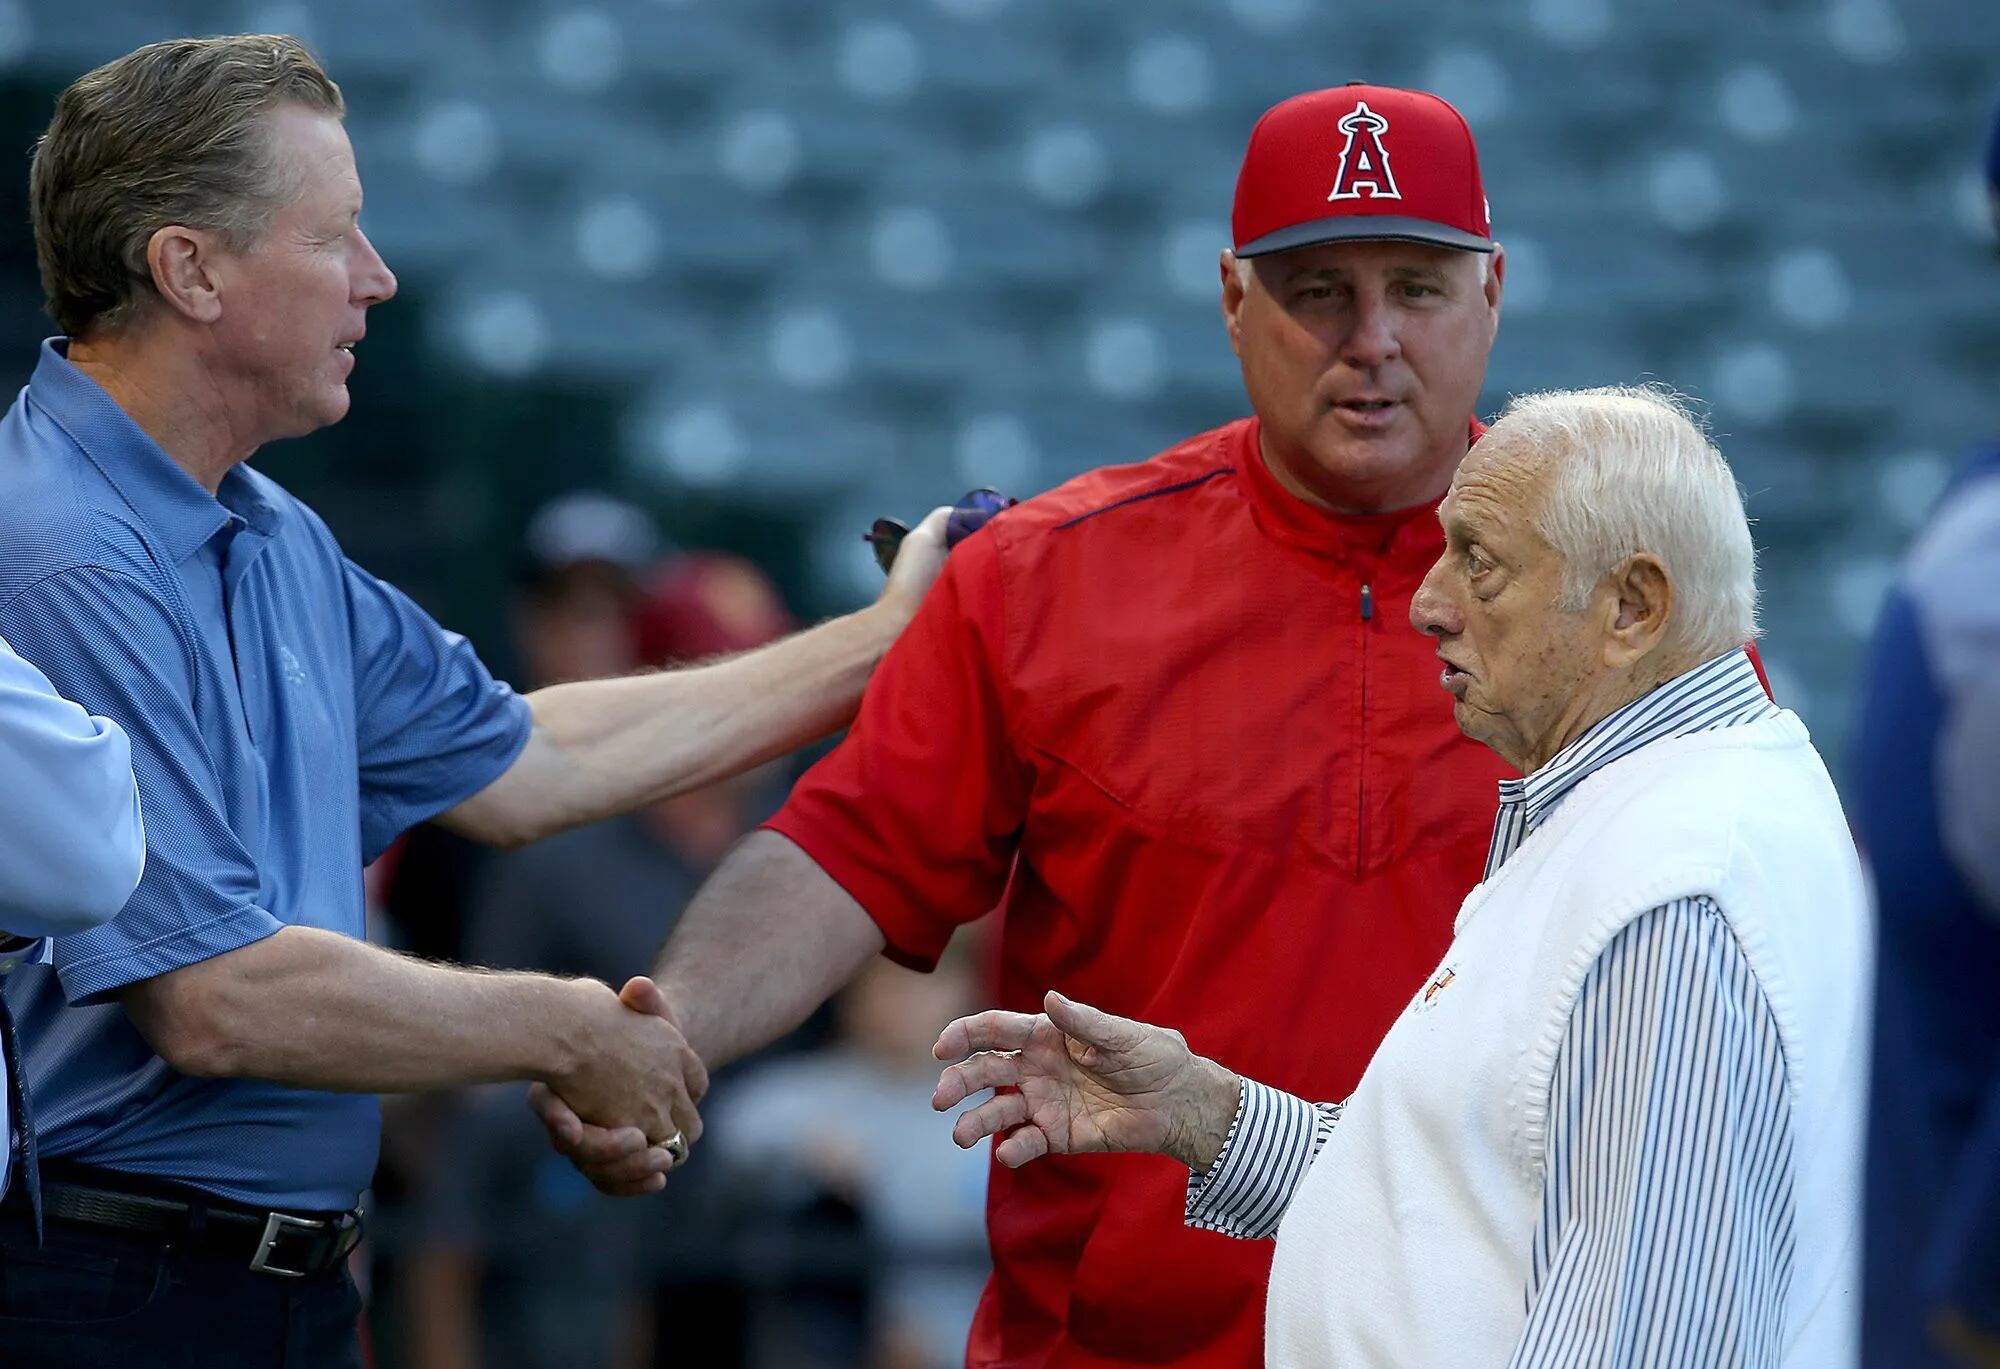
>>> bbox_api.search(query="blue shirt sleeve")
[342,559,532,864]
[0,568,282,1004]
[0,629,145,938]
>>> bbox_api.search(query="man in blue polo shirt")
[0,36,951,1368]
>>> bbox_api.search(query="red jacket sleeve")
[763,531,1032,970]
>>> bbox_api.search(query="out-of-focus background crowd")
[0,0,1995,1365]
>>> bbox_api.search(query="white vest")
[1264,712,1871,1368]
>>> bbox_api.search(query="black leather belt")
[4,1172,363,1278]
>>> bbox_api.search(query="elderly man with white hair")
[932,385,1872,1367]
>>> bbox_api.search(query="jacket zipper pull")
[1359,582,1374,621]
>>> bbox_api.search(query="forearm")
[122,924,594,1093]
[651,830,886,1066]
[1169,1058,1252,1173]
[446,605,905,847]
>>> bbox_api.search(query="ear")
[145,225,225,325]
[1482,243,1505,338]
[1219,249,1246,359]
[1601,552,1673,668]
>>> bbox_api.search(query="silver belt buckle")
[249,1211,325,1277]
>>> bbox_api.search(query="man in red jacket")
[539,85,1515,1366]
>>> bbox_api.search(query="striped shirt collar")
[1483,648,1776,879]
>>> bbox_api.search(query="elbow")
[441,788,550,852]
[151,1007,248,1080]
[131,971,254,1080]
[479,818,540,853]
[150,1006,244,1079]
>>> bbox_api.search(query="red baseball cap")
[630,552,795,666]
[1232,84,1493,258]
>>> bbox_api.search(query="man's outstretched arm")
[656,831,888,1065]
[122,925,705,1145]
[441,509,952,850]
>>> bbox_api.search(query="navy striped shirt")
[1187,649,1791,1364]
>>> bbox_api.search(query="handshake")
[524,975,1242,1196]
[526,975,708,1196]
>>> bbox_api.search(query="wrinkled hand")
[533,976,707,1196]
[875,506,952,625]
[932,990,1240,1172]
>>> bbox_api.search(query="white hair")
[1231,246,1492,286]
[1487,384,1759,657]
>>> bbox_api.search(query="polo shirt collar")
[27,337,281,563]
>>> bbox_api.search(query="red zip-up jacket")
[768,415,1515,1367]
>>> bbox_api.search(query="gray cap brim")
[1236,214,1495,257]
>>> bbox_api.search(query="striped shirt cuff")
[1185,1079,1340,1239]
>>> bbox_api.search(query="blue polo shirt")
[0,340,533,1210]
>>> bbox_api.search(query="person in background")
[373,489,665,971]
[0,633,146,1209]
[713,947,993,1369]
[1855,95,2000,1369]
[401,541,798,1369]
[514,491,664,687]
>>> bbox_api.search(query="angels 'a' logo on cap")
[1327,100,1401,203]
